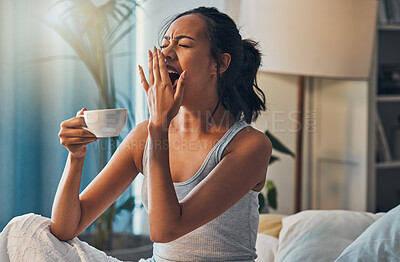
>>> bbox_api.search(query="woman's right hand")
[58,108,98,159]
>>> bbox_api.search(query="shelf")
[378,24,400,31]
[376,161,400,169]
[376,95,400,102]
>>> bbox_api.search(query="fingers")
[148,50,154,86]
[60,137,98,146]
[138,65,149,92]
[59,116,97,141]
[60,116,87,129]
[59,120,97,142]
[60,128,97,138]
[174,71,187,103]
[145,47,171,89]
[157,49,170,84]
[59,110,99,158]
[152,46,161,83]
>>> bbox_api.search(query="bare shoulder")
[224,125,272,158]
[221,125,272,190]
[121,119,149,173]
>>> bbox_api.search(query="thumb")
[76,107,87,117]
[174,71,187,103]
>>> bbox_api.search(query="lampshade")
[239,0,378,79]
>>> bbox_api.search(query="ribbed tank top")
[140,119,260,262]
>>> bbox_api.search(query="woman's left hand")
[138,46,187,129]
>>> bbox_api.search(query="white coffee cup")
[83,109,127,137]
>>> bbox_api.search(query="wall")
[310,79,368,211]
[252,72,298,214]
[253,72,369,214]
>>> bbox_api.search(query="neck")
[170,101,235,135]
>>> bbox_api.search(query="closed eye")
[160,44,190,49]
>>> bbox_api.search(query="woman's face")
[161,14,217,105]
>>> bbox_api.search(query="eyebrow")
[163,35,196,41]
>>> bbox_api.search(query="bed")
[255,204,400,262]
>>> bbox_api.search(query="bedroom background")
[1,0,397,240]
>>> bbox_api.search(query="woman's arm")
[50,110,148,241]
[50,153,86,240]
[146,124,182,242]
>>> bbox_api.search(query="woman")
[1,6,271,262]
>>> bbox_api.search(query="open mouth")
[168,71,180,88]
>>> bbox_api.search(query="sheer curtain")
[0,0,138,232]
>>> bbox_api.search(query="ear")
[209,53,232,76]
[219,53,231,74]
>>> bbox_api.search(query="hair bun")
[241,39,261,73]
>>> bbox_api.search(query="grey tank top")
[141,119,260,262]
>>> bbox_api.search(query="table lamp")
[239,0,378,212]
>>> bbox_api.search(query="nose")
[161,45,177,61]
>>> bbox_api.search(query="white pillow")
[275,210,384,262]
[335,204,400,262]
[256,233,278,262]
